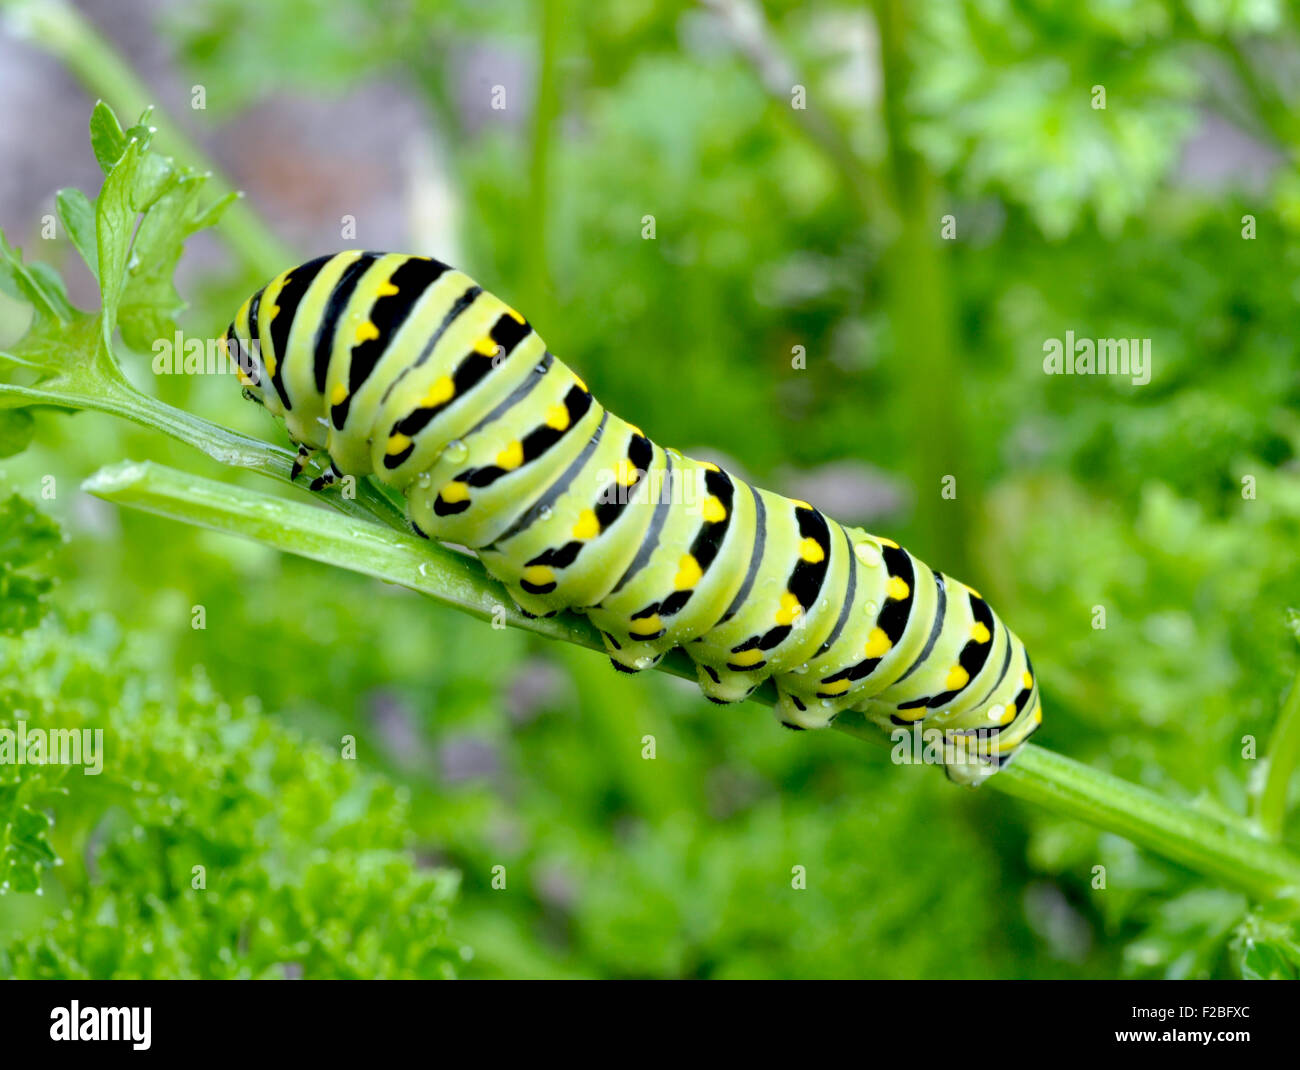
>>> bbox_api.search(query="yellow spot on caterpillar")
[1023,671,1033,689]
[819,678,851,696]
[1000,704,1016,725]
[965,584,983,599]
[264,352,277,376]
[729,648,764,668]
[440,480,469,503]
[614,459,639,486]
[893,707,926,723]
[377,281,400,297]
[945,665,970,691]
[572,509,600,540]
[864,627,891,659]
[505,306,525,324]
[572,375,589,392]
[700,461,719,472]
[422,375,455,408]
[496,440,524,470]
[522,564,554,587]
[886,576,910,601]
[878,537,899,548]
[355,320,381,343]
[545,404,570,431]
[701,496,726,523]
[235,365,252,386]
[628,424,643,437]
[775,591,802,626]
[1032,704,1042,724]
[265,303,280,322]
[473,336,498,357]
[675,554,703,590]
[970,622,991,643]
[629,614,663,637]
[790,499,812,511]
[386,433,414,456]
[330,383,349,406]
[799,537,825,564]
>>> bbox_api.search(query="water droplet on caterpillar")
[792,662,809,674]
[538,505,553,521]
[415,471,434,489]
[443,439,469,463]
[986,704,1005,722]
[417,562,430,577]
[853,541,882,568]
[633,655,655,670]
[863,600,879,617]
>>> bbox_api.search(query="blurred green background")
[1,0,1299,978]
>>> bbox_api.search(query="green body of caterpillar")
[225,250,1042,784]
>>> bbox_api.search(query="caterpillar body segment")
[226,251,1042,784]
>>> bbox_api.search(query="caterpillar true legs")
[224,250,1043,784]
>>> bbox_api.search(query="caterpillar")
[223,251,1042,784]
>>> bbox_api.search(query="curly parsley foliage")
[0,493,62,894]
[0,617,464,978]
[0,493,60,638]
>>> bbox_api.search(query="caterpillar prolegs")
[224,251,1043,784]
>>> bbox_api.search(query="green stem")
[1,0,294,279]
[1258,666,1300,841]
[84,459,1300,903]
[990,745,1300,902]
[0,367,407,531]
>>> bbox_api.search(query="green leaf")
[0,232,77,325]
[0,410,35,459]
[56,188,99,280]
[191,190,240,231]
[94,136,146,336]
[88,100,127,173]
[129,150,177,214]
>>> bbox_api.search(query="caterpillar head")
[223,317,269,410]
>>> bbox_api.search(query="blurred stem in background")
[699,0,893,228]
[0,0,294,279]
[874,0,971,578]
[520,0,560,322]
[1257,667,1300,842]
[700,0,970,571]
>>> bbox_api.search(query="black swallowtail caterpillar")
[223,251,1042,784]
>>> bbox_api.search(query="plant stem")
[0,368,407,531]
[989,744,1300,901]
[1257,666,1300,841]
[0,0,294,279]
[84,459,1300,902]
